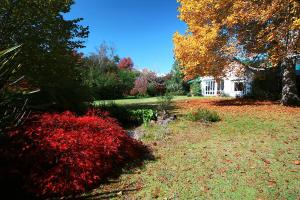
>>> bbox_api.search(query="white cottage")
[195,62,254,97]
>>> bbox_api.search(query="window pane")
[234,82,244,91]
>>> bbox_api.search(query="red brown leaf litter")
[176,98,300,118]
[294,161,300,165]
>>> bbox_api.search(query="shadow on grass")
[73,188,141,200]
[70,148,154,200]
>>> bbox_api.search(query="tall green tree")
[0,0,90,111]
[82,43,138,99]
[166,61,189,95]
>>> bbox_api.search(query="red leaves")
[130,76,148,96]
[118,57,134,70]
[8,110,148,197]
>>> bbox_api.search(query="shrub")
[157,93,173,112]
[96,103,157,127]
[82,44,138,100]
[190,81,202,96]
[118,69,137,96]
[130,109,157,126]
[166,61,189,95]
[95,102,136,126]
[5,111,149,198]
[166,79,185,95]
[186,109,220,122]
[146,82,156,96]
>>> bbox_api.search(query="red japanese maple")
[8,110,148,197]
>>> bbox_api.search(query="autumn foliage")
[118,57,134,70]
[3,111,149,197]
[174,0,300,78]
[130,76,148,96]
[174,0,300,105]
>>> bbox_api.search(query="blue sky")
[65,0,186,74]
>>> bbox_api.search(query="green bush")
[130,109,156,126]
[90,73,124,99]
[95,102,132,125]
[166,61,189,95]
[186,109,221,122]
[82,57,137,100]
[190,81,202,96]
[146,83,156,96]
[96,102,156,127]
[30,79,91,114]
[166,79,184,95]
[157,93,173,112]
[118,69,137,95]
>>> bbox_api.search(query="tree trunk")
[281,57,300,106]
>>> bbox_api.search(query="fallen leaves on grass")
[176,98,300,119]
[267,180,277,188]
[294,160,300,165]
[261,158,271,164]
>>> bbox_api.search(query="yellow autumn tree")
[174,0,300,105]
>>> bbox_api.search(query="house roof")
[296,63,300,76]
[187,77,201,84]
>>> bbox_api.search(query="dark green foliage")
[186,109,221,122]
[95,103,133,126]
[96,103,156,127]
[118,69,137,95]
[0,0,90,112]
[146,83,157,96]
[166,61,189,95]
[130,109,156,126]
[84,67,137,100]
[249,71,281,100]
[88,73,124,99]
[157,93,174,112]
[190,81,202,96]
[82,43,138,100]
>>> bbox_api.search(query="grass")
[93,95,206,106]
[83,98,300,199]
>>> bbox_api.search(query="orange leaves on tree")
[173,0,300,79]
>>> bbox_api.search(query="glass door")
[204,80,215,95]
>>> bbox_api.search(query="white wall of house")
[199,62,254,97]
[200,77,252,97]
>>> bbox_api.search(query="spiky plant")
[0,45,29,133]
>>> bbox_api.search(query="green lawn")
[94,95,207,106]
[84,98,300,199]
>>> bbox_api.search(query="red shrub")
[130,76,148,96]
[118,57,134,70]
[7,110,148,197]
